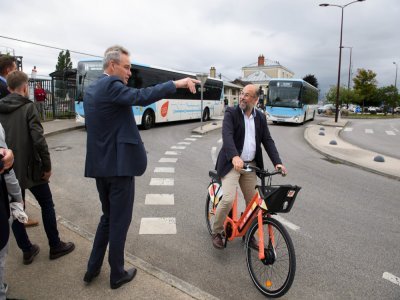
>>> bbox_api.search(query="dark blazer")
[0,80,10,99]
[216,106,282,177]
[0,175,10,249]
[84,75,176,178]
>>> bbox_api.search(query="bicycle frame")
[223,189,272,260]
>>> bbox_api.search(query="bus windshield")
[267,81,302,108]
[76,61,103,101]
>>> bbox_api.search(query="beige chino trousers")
[212,162,257,234]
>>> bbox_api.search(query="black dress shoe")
[83,269,101,284]
[23,244,40,265]
[49,241,75,260]
[110,268,137,289]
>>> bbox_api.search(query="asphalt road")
[44,118,400,299]
[340,118,400,159]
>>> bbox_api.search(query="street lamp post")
[393,62,398,90]
[196,73,208,130]
[319,0,365,122]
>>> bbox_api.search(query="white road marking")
[191,135,202,138]
[382,272,400,287]
[178,142,191,145]
[211,147,217,166]
[386,130,396,136]
[139,218,176,234]
[145,194,174,205]
[217,138,223,143]
[149,178,174,186]
[185,138,197,141]
[159,158,178,163]
[343,128,353,132]
[154,167,175,173]
[272,215,300,231]
[165,151,179,155]
[171,146,186,149]
[365,129,374,134]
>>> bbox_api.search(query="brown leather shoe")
[24,218,39,227]
[23,244,40,265]
[49,241,75,260]
[211,233,224,249]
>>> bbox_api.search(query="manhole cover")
[51,146,72,151]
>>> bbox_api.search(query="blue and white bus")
[265,79,319,124]
[75,60,224,129]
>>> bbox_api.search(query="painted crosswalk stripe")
[365,129,374,134]
[154,167,175,173]
[178,142,191,145]
[149,178,174,186]
[191,135,202,138]
[145,194,174,205]
[343,128,353,132]
[382,272,400,286]
[272,215,300,231]
[185,138,197,141]
[159,158,178,163]
[171,146,186,149]
[165,151,179,155]
[386,130,396,136]
[211,147,217,166]
[139,217,176,234]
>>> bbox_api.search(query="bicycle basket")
[259,185,301,213]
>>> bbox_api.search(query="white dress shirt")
[240,109,256,162]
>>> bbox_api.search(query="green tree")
[353,68,377,111]
[325,86,357,106]
[55,50,73,71]
[375,85,399,114]
[303,74,319,88]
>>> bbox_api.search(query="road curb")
[43,124,85,138]
[304,126,400,182]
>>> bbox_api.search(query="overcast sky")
[1,0,399,97]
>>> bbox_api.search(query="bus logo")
[161,101,169,117]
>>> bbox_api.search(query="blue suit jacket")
[215,106,282,178]
[84,75,176,178]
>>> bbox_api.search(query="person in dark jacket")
[212,84,287,249]
[0,70,75,264]
[0,146,15,299]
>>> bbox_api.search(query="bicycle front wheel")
[246,217,296,298]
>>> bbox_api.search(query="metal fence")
[28,76,76,121]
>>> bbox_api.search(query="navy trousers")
[87,176,134,283]
[12,183,60,251]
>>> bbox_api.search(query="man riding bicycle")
[212,84,287,249]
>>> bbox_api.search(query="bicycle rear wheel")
[205,194,216,235]
[246,217,296,298]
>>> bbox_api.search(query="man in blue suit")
[83,45,199,289]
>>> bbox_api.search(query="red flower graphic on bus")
[161,101,169,117]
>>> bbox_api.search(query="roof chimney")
[258,54,265,67]
[210,66,216,78]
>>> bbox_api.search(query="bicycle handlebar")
[242,164,283,177]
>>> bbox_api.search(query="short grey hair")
[103,45,130,69]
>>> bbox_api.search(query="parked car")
[394,107,400,114]
[318,104,336,114]
[368,106,377,114]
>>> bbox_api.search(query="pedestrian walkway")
[5,118,217,300]
[304,119,400,181]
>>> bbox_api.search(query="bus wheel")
[311,111,316,121]
[142,109,155,130]
[202,108,210,121]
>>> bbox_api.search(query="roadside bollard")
[374,155,385,162]
[319,132,325,136]
[320,127,325,131]
[329,140,337,145]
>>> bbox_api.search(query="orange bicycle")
[206,165,301,298]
